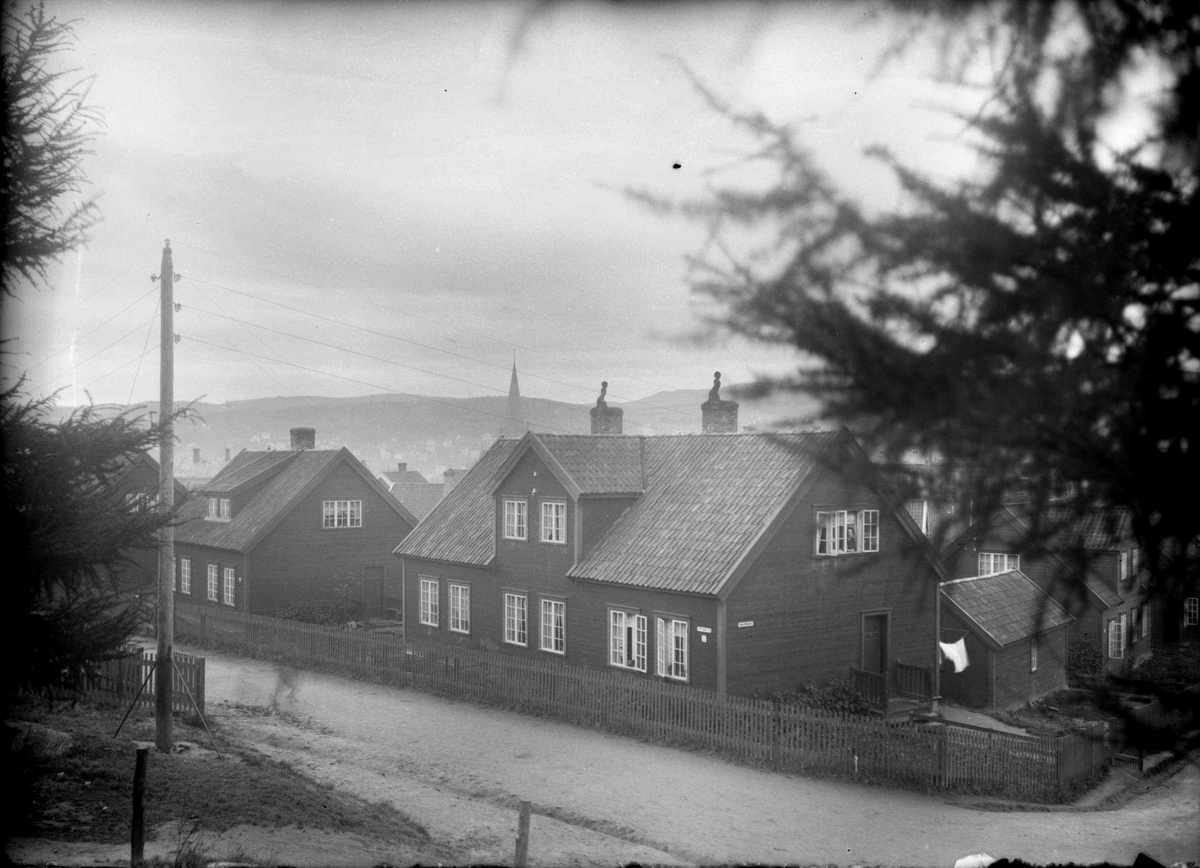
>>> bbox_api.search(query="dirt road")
[199,646,1198,867]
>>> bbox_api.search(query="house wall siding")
[173,545,247,611]
[938,609,991,708]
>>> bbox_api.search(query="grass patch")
[7,696,430,849]
[992,689,1116,738]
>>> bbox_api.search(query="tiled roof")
[390,483,444,522]
[394,439,523,565]
[201,449,297,495]
[567,432,839,595]
[177,448,414,552]
[1043,505,1133,551]
[941,570,1073,649]
[528,434,645,494]
[383,467,429,485]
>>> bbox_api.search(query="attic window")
[206,497,231,521]
[978,552,1019,575]
[814,509,879,556]
[323,500,362,529]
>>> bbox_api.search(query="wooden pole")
[155,240,176,752]
[131,746,148,866]
[514,800,531,868]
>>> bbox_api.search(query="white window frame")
[504,592,528,647]
[180,557,191,595]
[978,552,1020,576]
[449,583,470,634]
[503,499,527,540]
[814,509,880,556]
[206,496,231,521]
[540,500,567,544]
[419,578,439,627]
[322,499,362,529]
[222,566,236,607]
[656,616,689,682]
[1184,597,1199,628]
[207,564,218,601]
[1139,602,1151,640]
[540,598,566,655]
[609,609,647,672]
[1108,614,1126,659]
[1119,551,1129,581]
[1030,638,1038,672]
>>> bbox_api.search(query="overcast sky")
[3,0,981,409]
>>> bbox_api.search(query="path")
[196,646,1199,867]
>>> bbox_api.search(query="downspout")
[932,578,941,714]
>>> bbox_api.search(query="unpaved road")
[187,646,1199,867]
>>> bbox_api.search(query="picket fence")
[175,602,1111,802]
[88,646,206,716]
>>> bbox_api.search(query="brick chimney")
[701,371,738,434]
[290,427,316,450]
[397,462,407,473]
[192,447,201,463]
[443,468,462,495]
[590,380,623,435]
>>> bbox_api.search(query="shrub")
[274,583,357,626]
[757,678,872,715]
[1067,636,1103,686]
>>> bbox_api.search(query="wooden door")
[362,565,385,620]
[862,613,888,675]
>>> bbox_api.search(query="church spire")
[504,353,525,437]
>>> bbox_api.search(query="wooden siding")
[939,609,991,708]
[173,546,246,611]
[494,450,577,575]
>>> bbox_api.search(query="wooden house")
[941,505,1152,677]
[109,450,189,595]
[394,396,942,705]
[174,428,417,618]
[939,570,1073,709]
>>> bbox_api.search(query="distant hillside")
[50,386,822,484]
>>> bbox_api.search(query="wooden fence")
[88,646,206,716]
[175,602,1110,802]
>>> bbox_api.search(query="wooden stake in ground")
[131,745,148,866]
[514,799,531,868]
[155,240,175,752]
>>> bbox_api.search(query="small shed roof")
[940,570,1073,651]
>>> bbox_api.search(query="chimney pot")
[701,372,738,434]
[290,427,316,450]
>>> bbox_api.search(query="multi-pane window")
[1108,614,1126,659]
[540,599,566,654]
[978,552,1020,576]
[180,558,191,595]
[541,501,566,544]
[609,610,647,672]
[657,617,689,681]
[814,509,880,556]
[503,499,527,540]
[419,578,439,627]
[1185,597,1199,627]
[206,497,230,521]
[1139,602,1151,640]
[449,584,470,634]
[504,593,528,646]
[1030,638,1038,672]
[207,564,219,601]
[223,567,236,606]
[322,500,362,529]
[1119,551,1129,581]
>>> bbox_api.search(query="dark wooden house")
[174,428,416,618]
[394,397,942,705]
[109,450,189,595]
[942,505,1153,676]
[939,570,1073,710]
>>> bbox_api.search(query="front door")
[862,613,888,675]
[362,565,385,620]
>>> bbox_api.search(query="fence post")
[514,800,531,868]
[131,746,148,866]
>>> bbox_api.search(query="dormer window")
[815,509,879,556]
[503,499,527,540]
[206,497,231,521]
[540,501,566,544]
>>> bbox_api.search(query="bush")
[274,583,357,626]
[757,677,872,715]
[1067,636,1103,686]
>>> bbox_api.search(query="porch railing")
[895,661,933,702]
[850,667,887,711]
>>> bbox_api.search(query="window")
[222,567,236,607]
[1139,602,1151,641]
[322,499,362,529]
[503,499,527,540]
[978,552,1020,575]
[657,617,689,681]
[206,497,230,521]
[540,599,566,654]
[504,593,528,646]
[1108,614,1126,659]
[1131,547,1140,577]
[610,610,647,672]
[814,509,880,556]
[541,501,566,544]
[1030,638,1038,672]
[449,584,470,634]
[207,564,218,601]
[419,578,439,627]
[180,558,191,595]
[1185,597,1199,628]
[1119,551,1129,581]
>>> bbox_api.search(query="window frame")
[503,498,528,541]
[419,577,439,627]
[180,557,191,595]
[1184,597,1199,628]
[978,552,1020,576]
[814,508,880,556]
[206,564,219,601]
[222,566,236,607]
[540,598,566,655]
[609,609,648,672]
[1030,638,1038,672]
[656,616,689,682]
[504,592,528,647]
[1119,551,1129,582]
[449,583,470,634]
[206,496,231,521]
[322,499,363,529]
[1108,614,1126,659]
[540,500,567,545]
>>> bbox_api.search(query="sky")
[3,0,983,410]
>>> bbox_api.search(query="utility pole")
[155,239,175,752]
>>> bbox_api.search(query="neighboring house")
[942,505,1152,676]
[109,450,189,594]
[1150,538,1200,648]
[395,394,942,703]
[174,428,417,618]
[939,570,1073,710]
[380,462,429,488]
[389,482,444,522]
